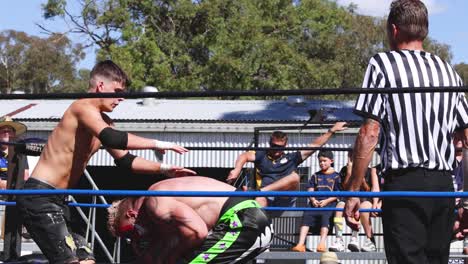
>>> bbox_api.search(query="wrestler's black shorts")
[16,178,95,264]
[185,197,274,264]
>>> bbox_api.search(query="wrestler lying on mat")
[107,176,274,264]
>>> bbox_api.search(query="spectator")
[291,150,340,252]
[330,150,380,252]
[227,122,347,207]
[452,132,468,254]
[452,132,464,194]
[0,116,28,189]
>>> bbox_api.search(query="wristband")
[328,129,335,133]
[154,140,175,149]
[159,163,172,173]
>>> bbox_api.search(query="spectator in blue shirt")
[227,122,347,207]
[292,150,340,252]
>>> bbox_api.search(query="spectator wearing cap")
[292,150,341,252]
[0,116,28,189]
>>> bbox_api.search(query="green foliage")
[424,38,452,63]
[455,63,468,85]
[0,30,85,93]
[42,0,457,97]
[42,0,66,18]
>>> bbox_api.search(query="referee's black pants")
[382,168,455,264]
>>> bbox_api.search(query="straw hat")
[0,116,27,136]
[320,252,341,264]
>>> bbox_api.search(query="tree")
[42,0,455,96]
[0,30,85,93]
[0,31,29,93]
[424,38,452,63]
[455,63,468,85]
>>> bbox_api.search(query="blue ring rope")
[0,189,466,198]
[263,207,381,212]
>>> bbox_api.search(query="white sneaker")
[329,238,345,252]
[347,237,360,252]
[361,238,377,252]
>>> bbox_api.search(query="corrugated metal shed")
[22,126,356,168]
[3,98,360,168]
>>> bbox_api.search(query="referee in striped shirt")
[344,1,468,263]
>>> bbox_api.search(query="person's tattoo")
[354,118,379,159]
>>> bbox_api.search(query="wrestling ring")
[0,87,467,263]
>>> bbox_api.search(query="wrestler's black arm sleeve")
[98,127,128,149]
[114,152,137,171]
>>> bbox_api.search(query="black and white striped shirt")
[355,50,468,172]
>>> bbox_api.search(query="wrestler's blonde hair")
[107,198,131,237]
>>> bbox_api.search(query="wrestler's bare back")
[31,100,109,189]
[145,177,236,230]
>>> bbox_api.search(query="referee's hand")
[345,197,361,231]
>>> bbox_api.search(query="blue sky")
[1,0,467,70]
[337,0,468,64]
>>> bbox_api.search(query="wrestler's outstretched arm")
[108,148,196,177]
[74,105,188,153]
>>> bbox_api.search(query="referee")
[344,1,468,264]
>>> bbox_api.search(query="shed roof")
[2,98,361,123]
